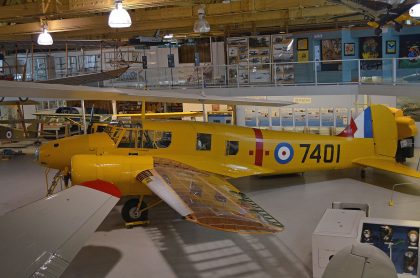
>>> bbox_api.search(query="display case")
[358,218,420,278]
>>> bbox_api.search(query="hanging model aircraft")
[330,0,419,34]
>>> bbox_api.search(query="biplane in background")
[0,99,39,140]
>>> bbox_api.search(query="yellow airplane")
[36,104,419,235]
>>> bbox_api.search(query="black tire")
[121,198,148,223]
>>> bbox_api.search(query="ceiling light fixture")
[37,25,53,46]
[193,5,210,33]
[108,0,132,28]
[409,4,420,18]
[164,34,174,39]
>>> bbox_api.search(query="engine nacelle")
[71,154,154,196]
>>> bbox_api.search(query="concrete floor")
[0,151,419,278]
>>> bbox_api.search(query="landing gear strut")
[122,198,149,223]
[121,196,163,228]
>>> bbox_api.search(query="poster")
[227,37,249,84]
[359,36,382,70]
[272,35,294,83]
[298,50,309,62]
[249,36,271,83]
[321,38,342,71]
[399,35,420,68]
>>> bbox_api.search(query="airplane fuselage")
[39,120,376,197]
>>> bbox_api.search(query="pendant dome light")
[193,5,210,33]
[409,4,420,18]
[108,0,132,28]
[37,25,53,46]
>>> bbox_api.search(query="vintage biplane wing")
[114,111,203,119]
[37,67,129,86]
[137,157,283,234]
[0,100,39,106]
[0,180,120,278]
[0,80,293,107]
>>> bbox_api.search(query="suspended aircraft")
[330,0,419,34]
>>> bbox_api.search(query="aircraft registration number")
[300,144,341,163]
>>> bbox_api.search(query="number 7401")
[299,144,341,163]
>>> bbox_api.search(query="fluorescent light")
[409,4,420,18]
[164,34,174,39]
[108,1,132,28]
[37,28,53,46]
[193,7,210,33]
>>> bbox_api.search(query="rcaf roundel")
[274,143,294,164]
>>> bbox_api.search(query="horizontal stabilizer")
[0,180,120,278]
[353,157,420,178]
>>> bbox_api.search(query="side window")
[140,130,156,149]
[118,130,136,148]
[226,141,239,156]
[197,133,211,151]
[155,131,172,148]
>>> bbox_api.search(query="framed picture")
[386,40,397,54]
[297,50,309,62]
[297,38,308,50]
[344,43,355,56]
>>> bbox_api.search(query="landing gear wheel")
[122,198,149,223]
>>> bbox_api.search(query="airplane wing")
[137,157,283,234]
[353,156,420,178]
[155,154,274,178]
[0,80,294,107]
[37,67,129,86]
[114,111,203,119]
[0,180,121,278]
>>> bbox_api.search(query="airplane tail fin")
[346,105,419,178]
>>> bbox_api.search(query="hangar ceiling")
[0,0,416,40]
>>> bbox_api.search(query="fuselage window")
[226,141,239,156]
[118,130,136,148]
[139,130,172,149]
[197,133,212,151]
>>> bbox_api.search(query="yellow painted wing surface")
[155,154,274,178]
[137,158,283,234]
[114,111,203,119]
[353,156,420,178]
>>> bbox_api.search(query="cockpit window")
[226,141,239,156]
[118,130,136,148]
[196,133,211,151]
[139,130,172,149]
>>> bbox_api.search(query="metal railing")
[3,57,420,88]
[104,57,420,90]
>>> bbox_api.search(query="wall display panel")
[280,108,294,127]
[257,107,270,127]
[297,50,309,62]
[245,107,257,127]
[359,36,382,70]
[399,35,420,68]
[359,219,420,277]
[227,37,249,84]
[249,36,271,83]
[272,35,294,83]
[321,38,342,71]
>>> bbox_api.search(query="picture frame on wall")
[386,40,397,54]
[297,38,308,50]
[344,43,355,56]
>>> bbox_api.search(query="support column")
[81,100,87,134]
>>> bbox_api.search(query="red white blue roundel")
[274,143,294,164]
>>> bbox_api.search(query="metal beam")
[0,1,355,40]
